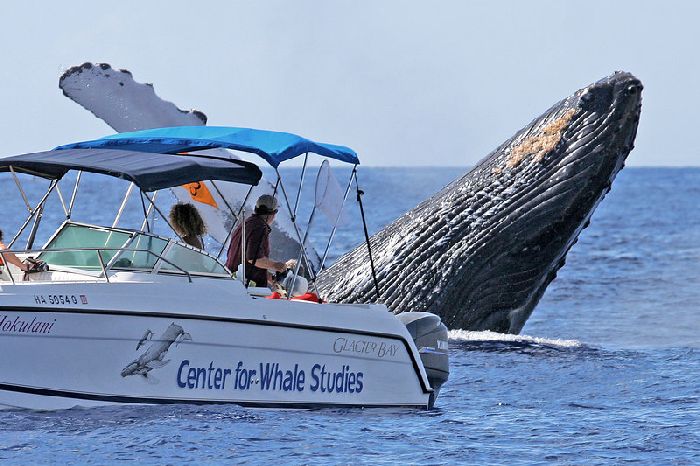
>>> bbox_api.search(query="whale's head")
[317,72,642,334]
[439,71,643,332]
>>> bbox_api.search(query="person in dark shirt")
[225,195,295,287]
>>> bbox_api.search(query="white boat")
[0,127,449,410]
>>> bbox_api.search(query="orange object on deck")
[291,292,321,303]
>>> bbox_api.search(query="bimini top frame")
[3,127,379,300]
[0,148,262,249]
[57,126,362,279]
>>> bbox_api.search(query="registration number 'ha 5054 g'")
[33,294,85,306]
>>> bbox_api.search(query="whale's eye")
[626,84,641,95]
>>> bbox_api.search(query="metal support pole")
[290,207,316,299]
[55,183,69,218]
[9,180,57,249]
[292,153,309,222]
[26,203,45,250]
[142,191,179,240]
[240,206,246,285]
[96,250,110,283]
[10,167,32,213]
[28,180,58,249]
[319,166,357,269]
[67,171,83,219]
[141,190,158,232]
[114,183,135,228]
[139,190,150,232]
[274,167,317,280]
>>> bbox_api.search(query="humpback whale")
[315,72,642,333]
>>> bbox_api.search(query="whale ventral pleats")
[317,71,642,334]
[506,108,576,168]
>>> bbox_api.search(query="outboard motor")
[397,312,449,408]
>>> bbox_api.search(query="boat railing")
[0,247,195,285]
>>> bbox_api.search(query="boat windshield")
[39,223,133,269]
[38,222,229,277]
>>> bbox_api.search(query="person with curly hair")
[0,228,28,271]
[168,203,206,249]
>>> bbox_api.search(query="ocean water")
[0,167,698,464]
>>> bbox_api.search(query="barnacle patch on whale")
[506,108,576,168]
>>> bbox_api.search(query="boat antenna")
[354,168,381,301]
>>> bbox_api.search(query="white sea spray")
[448,329,581,348]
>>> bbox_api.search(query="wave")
[448,329,582,349]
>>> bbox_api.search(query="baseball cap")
[255,194,279,215]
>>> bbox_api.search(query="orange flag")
[182,181,218,208]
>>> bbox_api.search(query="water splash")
[448,329,581,348]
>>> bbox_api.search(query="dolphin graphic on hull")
[121,323,192,378]
[315,72,642,333]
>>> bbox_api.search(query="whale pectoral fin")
[175,333,192,347]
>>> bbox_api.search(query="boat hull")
[0,308,431,410]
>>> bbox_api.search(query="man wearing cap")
[225,194,295,287]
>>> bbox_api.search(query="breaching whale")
[315,72,642,333]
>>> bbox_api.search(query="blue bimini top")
[56,126,360,168]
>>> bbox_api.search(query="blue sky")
[0,1,698,166]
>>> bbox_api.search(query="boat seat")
[0,265,18,282]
